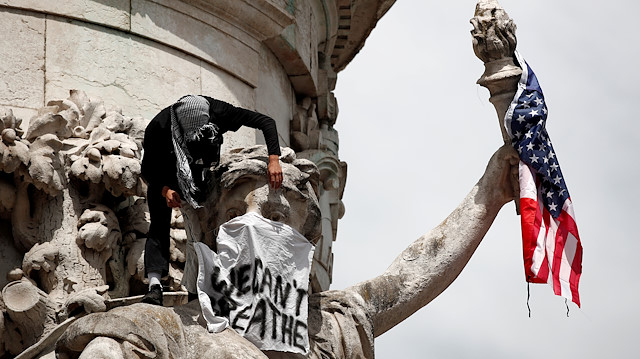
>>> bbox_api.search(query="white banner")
[194,212,315,355]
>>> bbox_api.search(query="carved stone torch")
[471,0,521,212]
[471,0,521,143]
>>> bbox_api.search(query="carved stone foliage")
[0,90,157,357]
[291,97,322,153]
[0,109,29,176]
[290,96,346,291]
[290,96,340,157]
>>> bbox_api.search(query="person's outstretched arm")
[206,97,283,189]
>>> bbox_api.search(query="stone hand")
[267,154,283,190]
[480,144,520,207]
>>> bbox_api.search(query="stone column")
[291,93,346,292]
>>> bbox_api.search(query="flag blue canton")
[509,62,569,219]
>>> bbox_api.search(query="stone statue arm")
[349,144,519,337]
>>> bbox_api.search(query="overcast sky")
[330,1,639,358]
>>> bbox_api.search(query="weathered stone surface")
[1,280,56,355]
[45,18,201,120]
[0,0,130,30]
[0,8,45,109]
[329,0,397,71]
[77,205,121,254]
[470,0,521,212]
[471,0,522,143]
[200,61,265,155]
[0,222,22,290]
[256,47,294,148]
[131,0,260,87]
[0,108,30,175]
[200,61,256,109]
[78,337,125,359]
[148,0,294,45]
[62,285,109,318]
[0,90,148,327]
[1,106,37,132]
[265,0,319,96]
[56,301,269,359]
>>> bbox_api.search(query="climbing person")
[140,95,283,305]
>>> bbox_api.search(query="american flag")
[504,51,582,307]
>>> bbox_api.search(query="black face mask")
[186,139,220,203]
[187,139,220,167]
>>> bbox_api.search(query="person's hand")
[267,155,283,190]
[161,186,182,208]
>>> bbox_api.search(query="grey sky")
[331,1,639,358]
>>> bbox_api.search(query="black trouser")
[144,185,173,277]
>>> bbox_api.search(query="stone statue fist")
[480,144,520,207]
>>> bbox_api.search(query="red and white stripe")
[519,161,582,307]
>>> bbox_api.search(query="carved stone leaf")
[78,208,108,227]
[0,108,24,137]
[70,156,103,184]
[27,134,66,195]
[63,285,109,317]
[46,99,81,130]
[127,117,148,145]
[77,222,108,249]
[96,139,120,153]
[62,137,90,158]
[22,242,59,276]
[66,90,107,133]
[82,100,107,133]
[102,155,141,197]
[77,206,121,252]
[102,112,129,133]
[88,126,111,145]
[25,113,72,142]
[110,133,140,158]
[0,139,29,174]
[125,239,145,278]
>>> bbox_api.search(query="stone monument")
[0,0,524,358]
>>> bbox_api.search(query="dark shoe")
[141,284,163,306]
[188,291,198,302]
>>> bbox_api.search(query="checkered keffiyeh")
[170,95,219,208]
